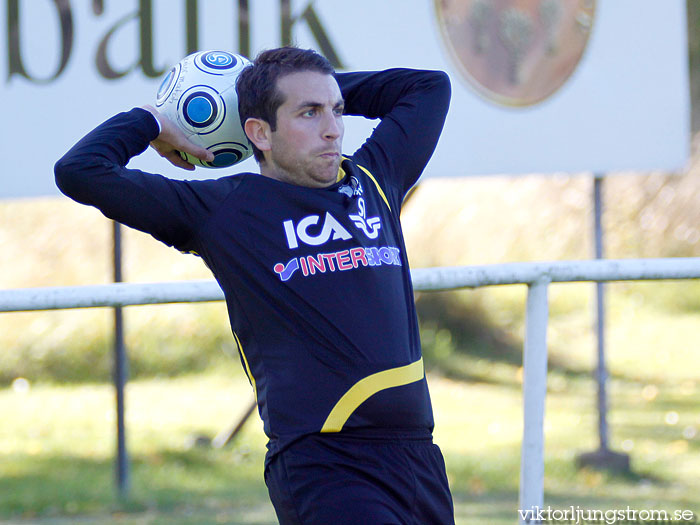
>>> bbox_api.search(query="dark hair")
[236,47,335,162]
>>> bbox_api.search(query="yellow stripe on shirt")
[357,164,392,212]
[234,331,258,403]
[320,358,424,433]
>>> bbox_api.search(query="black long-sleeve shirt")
[55,69,451,461]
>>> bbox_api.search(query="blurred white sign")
[1,0,690,199]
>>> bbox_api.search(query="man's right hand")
[141,105,215,170]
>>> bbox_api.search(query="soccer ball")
[155,50,253,168]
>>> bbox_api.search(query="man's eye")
[302,109,316,117]
[334,107,344,116]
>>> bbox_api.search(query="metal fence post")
[593,174,609,451]
[113,221,130,498]
[576,176,630,473]
[518,278,549,524]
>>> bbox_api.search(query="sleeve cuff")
[135,107,162,141]
[153,114,162,135]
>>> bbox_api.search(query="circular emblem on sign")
[434,0,596,106]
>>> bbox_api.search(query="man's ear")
[244,118,272,154]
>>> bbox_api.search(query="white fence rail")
[3,258,700,311]
[3,257,700,524]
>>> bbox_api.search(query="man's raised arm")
[54,108,218,252]
[335,69,451,197]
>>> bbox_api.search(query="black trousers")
[264,432,455,525]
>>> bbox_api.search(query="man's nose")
[322,112,342,140]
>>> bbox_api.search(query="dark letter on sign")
[239,0,250,58]
[186,0,199,55]
[95,0,166,80]
[139,0,167,78]
[279,1,344,69]
[96,11,139,79]
[7,0,74,84]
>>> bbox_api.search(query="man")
[55,46,453,524]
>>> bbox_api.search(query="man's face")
[264,71,345,188]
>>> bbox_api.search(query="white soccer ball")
[155,50,253,168]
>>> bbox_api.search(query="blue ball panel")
[182,91,218,128]
[212,151,242,167]
[202,51,236,69]
[157,69,174,98]
[187,96,214,124]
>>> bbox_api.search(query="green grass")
[1,359,699,524]
[0,372,274,524]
